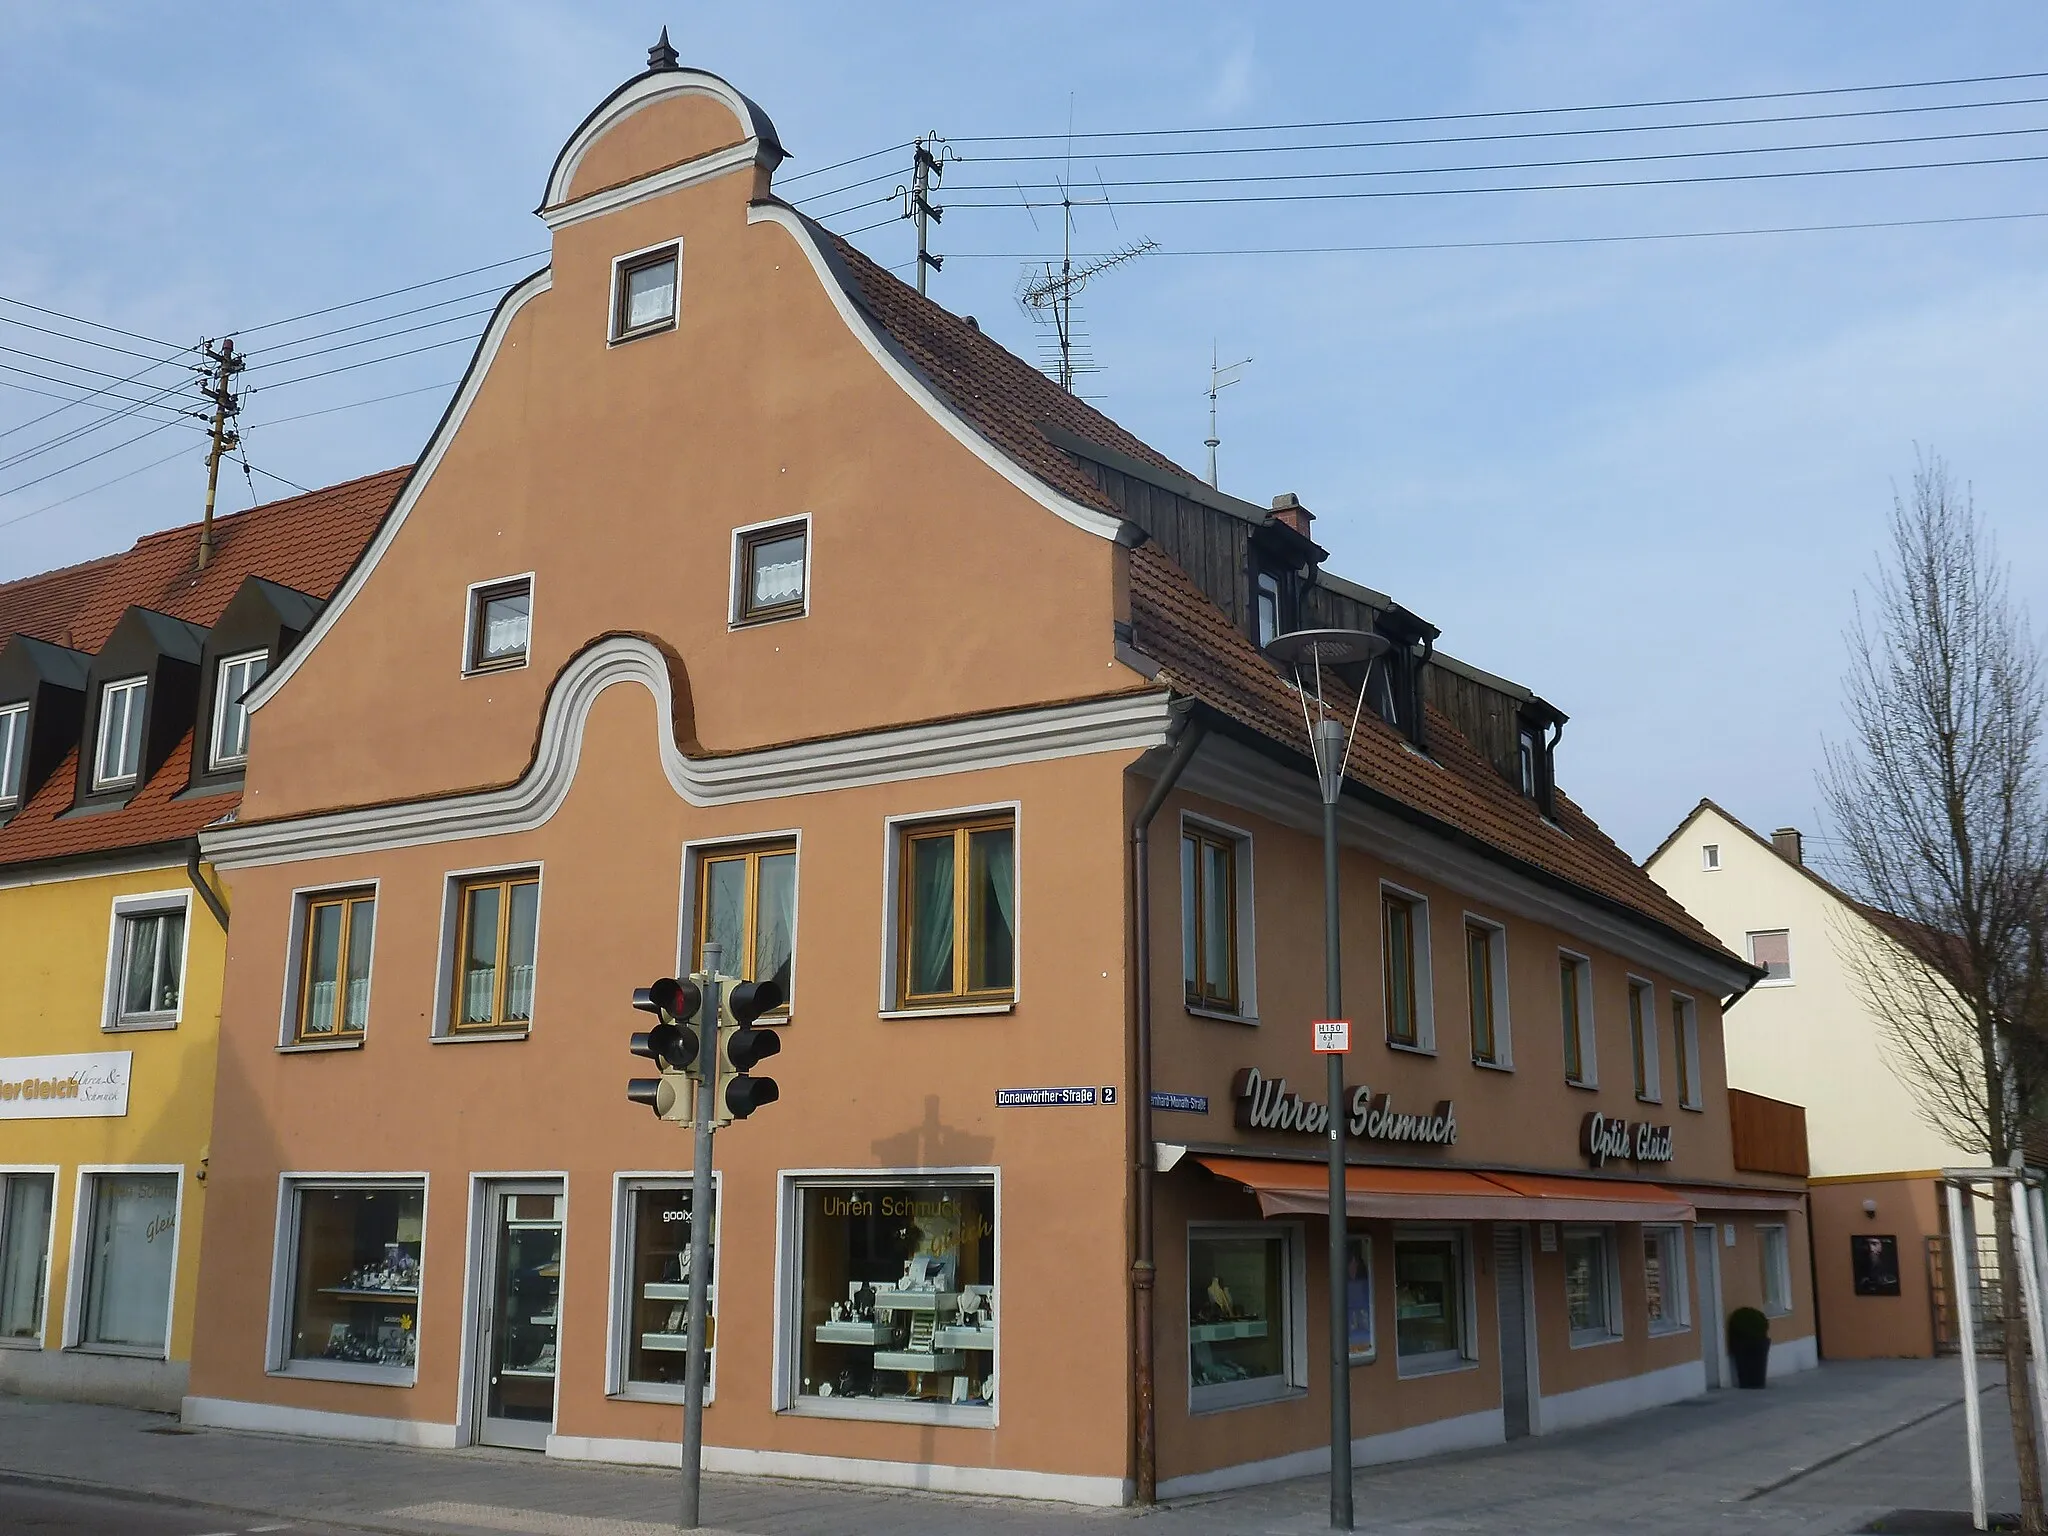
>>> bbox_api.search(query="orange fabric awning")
[1196,1157,1696,1224]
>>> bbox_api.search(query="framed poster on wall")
[1851,1234,1902,1296]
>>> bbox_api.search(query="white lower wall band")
[1156,1406,1504,1501]
[181,1395,460,1449]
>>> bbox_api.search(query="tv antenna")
[1016,177,1156,392]
[1204,344,1253,489]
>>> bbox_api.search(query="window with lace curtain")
[450,871,540,1033]
[295,890,376,1042]
[692,841,795,1015]
[466,577,531,673]
[893,813,1015,1009]
[732,519,808,626]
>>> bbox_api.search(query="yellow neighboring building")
[0,471,399,1408]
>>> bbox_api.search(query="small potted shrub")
[1727,1306,1771,1389]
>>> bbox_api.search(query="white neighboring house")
[1648,799,1985,1358]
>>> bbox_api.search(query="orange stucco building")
[183,45,1812,1503]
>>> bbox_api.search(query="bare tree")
[1822,451,2048,1531]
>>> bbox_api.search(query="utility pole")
[1204,344,1252,489]
[905,133,952,296]
[195,338,244,570]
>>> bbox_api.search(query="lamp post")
[1263,627,1389,1534]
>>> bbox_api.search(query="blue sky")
[3,3,2046,862]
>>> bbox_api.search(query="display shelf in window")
[285,1185,427,1376]
[622,1185,715,1390]
[1189,1319,1270,1344]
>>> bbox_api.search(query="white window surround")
[1392,1224,1478,1379]
[1559,949,1596,1089]
[876,800,1022,1018]
[208,649,269,769]
[460,572,534,678]
[1188,1220,1308,1414]
[1747,928,1794,987]
[1461,912,1512,1070]
[771,1166,1001,1429]
[1380,879,1435,1054]
[1562,1224,1625,1347]
[0,1164,61,1350]
[1760,1223,1794,1317]
[0,701,27,806]
[606,1171,722,1404]
[101,890,191,1033]
[1644,1224,1691,1335]
[274,879,381,1051]
[1179,812,1258,1024]
[265,1173,430,1386]
[1701,843,1721,871]
[62,1164,183,1360]
[728,513,813,629]
[608,237,682,344]
[1673,993,1705,1112]
[1627,975,1662,1105]
[678,831,803,1018]
[93,676,148,789]
[430,861,545,1040]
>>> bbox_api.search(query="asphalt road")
[0,1483,367,1536]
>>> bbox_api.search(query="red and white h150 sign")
[1312,1019,1350,1054]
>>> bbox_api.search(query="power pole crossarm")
[908,133,952,297]
[196,338,245,570]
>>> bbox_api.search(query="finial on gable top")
[647,27,680,70]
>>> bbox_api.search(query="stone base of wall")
[0,1349,188,1413]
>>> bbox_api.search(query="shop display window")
[1644,1225,1689,1333]
[282,1183,424,1379]
[1345,1232,1375,1364]
[1563,1227,1621,1344]
[1189,1226,1299,1410]
[77,1172,177,1353]
[0,1173,54,1342]
[791,1178,995,1420]
[619,1182,715,1396]
[1394,1230,1470,1374]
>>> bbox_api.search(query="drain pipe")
[1131,703,1203,1506]
[185,839,230,931]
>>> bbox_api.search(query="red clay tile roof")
[0,467,406,869]
[823,220,1732,963]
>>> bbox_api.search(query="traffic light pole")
[679,942,720,1530]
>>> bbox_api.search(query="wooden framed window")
[1673,994,1701,1109]
[612,244,679,341]
[451,872,540,1031]
[1559,952,1593,1086]
[1181,826,1239,1012]
[297,891,376,1041]
[466,578,531,672]
[1627,978,1657,1101]
[1383,891,1421,1046]
[693,842,796,1013]
[732,520,808,625]
[1466,922,1500,1065]
[895,814,1015,1008]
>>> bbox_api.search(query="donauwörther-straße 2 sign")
[1231,1067,1456,1147]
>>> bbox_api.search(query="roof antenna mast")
[1204,343,1252,489]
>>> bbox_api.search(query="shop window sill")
[609,1384,715,1407]
[878,1004,1013,1021]
[431,1028,531,1044]
[66,1342,168,1361]
[1395,1354,1478,1381]
[1190,1382,1306,1416]
[0,1336,45,1351]
[782,1396,993,1429]
[1568,1330,1625,1350]
[1471,1058,1514,1073]
[269,1360,416,1388]
[104,1018,179,1034]
[1186,1005,1257,1025]
[277,1037,364,1054]
[1647,1322,1691,1338]
[1387,1039,1436,1058]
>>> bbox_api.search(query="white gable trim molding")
[747,204,1126,545]
[243,270,553,714]
[542,69,781,215]
[205,636,1172,871]
[543,140,760,233]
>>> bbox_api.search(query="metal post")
[1322,794,1352,1530]
[2010,1173,2048,1467]
[1948,1180,1987,1532]
[679,941,720,1530]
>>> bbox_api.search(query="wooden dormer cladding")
[73,606,207,808]
[0,634,90,818]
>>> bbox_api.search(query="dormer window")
[93,678,147,789]
[1254,571,1281,649]
[1518,727,1538,797]
[0,702,24,806]
[612,244,679,342]
[208,650,268,770]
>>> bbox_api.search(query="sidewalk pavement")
[0,1360,2016,1536]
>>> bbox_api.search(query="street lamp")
[1263,626,1389,1534]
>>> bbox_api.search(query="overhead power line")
[0,293,182,353]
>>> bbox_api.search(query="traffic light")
[628,976,705,1122]
[715,977,783,1122]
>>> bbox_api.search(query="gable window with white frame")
[0,702,26,807]
[293,889,376,1043]
[1563,1227,1623,1345]
[208,649,268,768]
[466,577,531,673]
[448,871,540,1033]
[1559,951,1595,1087]
[1628,977,1661,1102]
[1760,1224,1794,1316]
[692,841,795,1013]
[106,894,187,1030]
[890,810,1015,1012]
[93,677,147,789]
[1644,1225,1689,1335]
[1394,1228,1474,1376]
[732,519,808,626]
[1190,1223,1304,1410]
[1182,820,1251,1018]
[72,1171,178,1355]
[1672,994,1703,1110]
[612,243,679,341]
[1748,929,1792,984]
[1382,885,1433,1051]
[1701,843,1721,871]
[1465,917,1509,1067]
[0,1171,55,1345]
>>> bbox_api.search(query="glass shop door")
[475,1182,564,1450]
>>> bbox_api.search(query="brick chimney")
[1772,827,1804,866]
[1270,492,1313,537]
